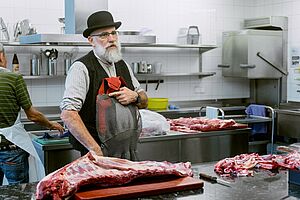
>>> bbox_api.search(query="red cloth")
[98,76,127,94]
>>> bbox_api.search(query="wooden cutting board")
[74,176,203,200]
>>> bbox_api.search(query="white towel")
[206,106,219,119]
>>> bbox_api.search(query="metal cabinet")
[137,129,250,164]
[220,29,283,79]
[32,141,81,175]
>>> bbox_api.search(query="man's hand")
[49,121,64,134]
[108,87,138,105]
[90,146,104,157]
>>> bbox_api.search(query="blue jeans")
[0,148,29,185]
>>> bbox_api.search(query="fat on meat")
[36,152,193,200]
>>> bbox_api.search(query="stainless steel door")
[221,30,283,79]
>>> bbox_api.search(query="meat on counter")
[36,152,193,200]
[215,151,300,177]
[168,117,247,133]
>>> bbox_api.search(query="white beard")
[94,41,122,63]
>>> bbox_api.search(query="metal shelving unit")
[3,41,217,82]
[126,44,217,89]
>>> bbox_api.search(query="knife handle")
[199,173,217,183]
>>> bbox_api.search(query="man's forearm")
[61,110,103,155]
[25,107,54,129]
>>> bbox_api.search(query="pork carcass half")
[36,152,193,200]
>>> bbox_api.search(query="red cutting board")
[74,176,203,200]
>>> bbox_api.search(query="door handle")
[240,64,256,68]
[217,64,230,68]
[256,52,288,76]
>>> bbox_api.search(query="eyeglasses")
[90,31,118,40]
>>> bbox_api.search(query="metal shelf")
[23,75,66,80]
[135,72,216,78]
[3,42,216,50]
[122,44,217,53]
[15,34,217,51]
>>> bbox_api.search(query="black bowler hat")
[83,11,121,38]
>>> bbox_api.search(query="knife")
[199,173,231,187]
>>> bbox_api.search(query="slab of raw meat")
[168,117,244,132]
[36,153,193,200]
[214,151,300,177]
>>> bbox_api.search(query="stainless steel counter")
[1,162,299,200]
[32,128,250,174]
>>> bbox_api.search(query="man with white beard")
[60,11,148,160]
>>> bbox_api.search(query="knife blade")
[199,173,231,187]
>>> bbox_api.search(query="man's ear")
[88,37,95,47]
[0,52,7,67]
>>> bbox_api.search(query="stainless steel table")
[32,128,250,174]
[1,162,299,200]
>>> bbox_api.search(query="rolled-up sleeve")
[60,61,90,111]
[124,61,144,92]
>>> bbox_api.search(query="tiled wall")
[2,0,295,106]
[0,0,65,106]
[251,0,300,102]
[110,0,254,102]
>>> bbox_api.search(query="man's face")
[88,26,122,63]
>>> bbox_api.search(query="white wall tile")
[8,0,293,105]
[30,86,47,105]
[46,85,63,104]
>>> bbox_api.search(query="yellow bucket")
[147,98,169,111]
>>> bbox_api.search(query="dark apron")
[96,77,141,161]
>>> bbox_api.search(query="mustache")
[106,43,118,49]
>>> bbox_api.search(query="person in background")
[0,43,64,185]
[60,11,148,160]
